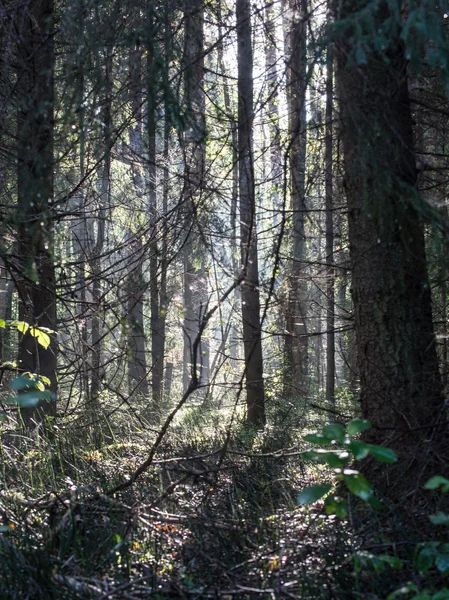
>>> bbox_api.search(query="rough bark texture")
[284,0,309,393]
[16,0,57,426]
[336,0,445,462]
[237,0,266,425]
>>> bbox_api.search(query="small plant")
[297,419,397,517]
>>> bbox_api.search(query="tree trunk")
[127,44,149,402]
[325,24,335,405]
[16,0,57,427]
[90,47,112,410]
[237,0,266,425]
[182,0,209,391]
[336,0,445,467]
[264,0,282,230]
[284,0,309,393]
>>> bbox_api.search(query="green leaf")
[368,444,398,464]
[7,390,54,409]
[303,433,333,445]
[324,494,348,518]
[343,472,373,501]
[347,419,372,436]
[322,423,346,442]
[10,375,35,391]
[0,319,5,328]
[29,327,51,350]
[348,440,370,460]
[429,512,449,526]
[424,476,449,493]
[303,449,350,468]
[366,495,383,509]
[13,321,29,335]
[387,583,418,600]
[378,554,403,569]
[417,546,437,572]
[432,589,449,600]
[297,483,333,505]
[436,555,449,574]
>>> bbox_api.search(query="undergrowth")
[0,406,446,599]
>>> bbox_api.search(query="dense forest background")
[1,0,449,598]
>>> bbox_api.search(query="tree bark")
[237,0,266,425]
[16,0,57,426]
[182,0,209,391]
[284,0,309,393]
[127,44,149,402]
[336,0,445,463]
[325,22,335,405]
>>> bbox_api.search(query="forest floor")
[0,406,439,599]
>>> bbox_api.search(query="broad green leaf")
[13,321,29,335]
[429,512,449,526]
[29,327,51,350]
[417,546,437,572]
[366,495,383,510]
[324,494,348,518]
[7,390,54,408]
[378,554,403,569]
[343,472,373,501]
[322,423,345,442]
[424,476,449,493]
[0,319,5,328]
[347,419,372,436]
[1,361,17,368]
[348,440,370,460]
[436,555,449,574]
[303,433,333,445]
[10,375,35,391]
[368,444,398,464]
[297,483,332,505]
[432,589,449,600]
[303,449,350,468]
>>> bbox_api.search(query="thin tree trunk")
[237,0,266,425]
[90,47,112,408]
[264,0,282,229]
[182,0,208,391]
[217,8,240,370]
[325,25,335,405]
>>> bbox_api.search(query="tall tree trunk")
[127,44,149,402]
[182,0,209,391]
[284,0,309,394]
[217,7,240,369]
[336,0,445,470]
[90,47,112,409]
[72,2,89,400]
[16,0,57,426]
[325,24,335,405]
[264,0,282,229]
[237,0,266,425]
